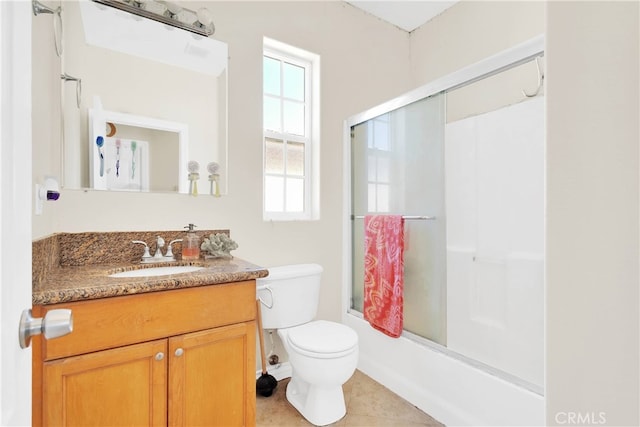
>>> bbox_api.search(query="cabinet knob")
[155,352,164,361]
[174,348,184,357]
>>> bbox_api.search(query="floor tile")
[256,370,442,427]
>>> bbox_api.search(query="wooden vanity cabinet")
[32,280,257,427]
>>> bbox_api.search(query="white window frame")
[263,37,320,221]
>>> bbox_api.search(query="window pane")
[264,96,281,132]
[287,142,305,176]
[265,138,284,174]
[367,122,375,149]
[265,176,284,212]
[367,154,376,181]
[377,156,389,182]
[286,177,304,212]
[367,183,390,213]
[373,119,390,151]
[264,56,280,96]
[377,184,390,212]
[283,101,304,135]
[368,183,376,212]
[283,62,304,101]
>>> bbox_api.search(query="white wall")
[409,1,545,87]
[546,2,639,426]
[31,6,61,238]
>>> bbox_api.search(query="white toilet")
[256,264,358,426]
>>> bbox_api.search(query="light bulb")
[164,1,182,16]
[196,7,213,26]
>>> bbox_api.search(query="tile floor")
[256,370,443,426]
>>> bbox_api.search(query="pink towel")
[363,215,405,338]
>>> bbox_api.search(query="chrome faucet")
[132,236,179,263]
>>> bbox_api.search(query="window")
[263,38,319,220]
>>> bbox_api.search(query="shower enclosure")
[344,36,545,425]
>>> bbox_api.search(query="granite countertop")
[32,231,268,306]
[33,258,268,305]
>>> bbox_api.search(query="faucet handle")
[132,240,152,261]
[165,239,183,260]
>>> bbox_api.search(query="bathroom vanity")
[31,231,267,427]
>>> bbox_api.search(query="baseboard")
[256,362,292,381]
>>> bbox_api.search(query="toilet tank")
[256,264,323,329]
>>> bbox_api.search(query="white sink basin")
[109,266,204,278]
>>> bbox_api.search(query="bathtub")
[344,312,544,426]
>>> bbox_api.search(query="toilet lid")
[287,320,358,355]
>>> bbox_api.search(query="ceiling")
[346,1,459,32]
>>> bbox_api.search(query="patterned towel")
[363,215,405,338]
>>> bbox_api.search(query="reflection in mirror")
[88,108,188,193]
[62,0,228,195]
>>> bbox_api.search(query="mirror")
[61,0,228,195]
[88,108,189,192]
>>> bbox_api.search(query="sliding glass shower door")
[348,39,545,391]
[350,93,447,345]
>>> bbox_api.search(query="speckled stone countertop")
[33,231,268,305]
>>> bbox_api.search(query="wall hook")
[522,56,544,98]
[61,73,82,108]
[32,0,63,57]
[32,0,57,15]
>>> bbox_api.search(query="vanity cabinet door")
[168,321,256,427]
[42,339,168,426]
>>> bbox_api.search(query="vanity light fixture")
[92,0,215,37]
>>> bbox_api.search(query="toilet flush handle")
[256,284,274,309]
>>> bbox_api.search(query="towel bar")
[351,215,436,220]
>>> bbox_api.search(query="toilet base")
[286,375,346,426]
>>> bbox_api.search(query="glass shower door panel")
[445,96,545,387]
[351,93,447,345]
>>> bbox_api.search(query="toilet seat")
[286,320,358,359]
